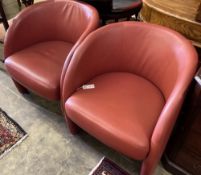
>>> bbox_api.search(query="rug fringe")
[88,157,106,175]
[0,133,28,160]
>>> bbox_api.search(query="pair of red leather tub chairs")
[3,1,198,174]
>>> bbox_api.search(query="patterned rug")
[0,108,28,159]
[89,157,130,175]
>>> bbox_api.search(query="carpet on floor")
[0,108,28,159]
[89,157,131,175]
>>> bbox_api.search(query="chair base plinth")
[13,80,29,94]
[65,117,80,135]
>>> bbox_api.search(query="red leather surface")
[4,0,99,58]
[5,41,72,99]
[66,72,165,159]
[4,0,99,100]
[62,22,198,174]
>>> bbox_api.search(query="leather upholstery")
[4,0,99,100]
[6,41,73,99]
[62,22,198,175]
[66,72,165,160]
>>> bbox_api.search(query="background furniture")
[21,0,34,6]
[4,0,99,100]
[0,0,24,32]
[196,2,201,22]
[81,0,142,24]
[140,0,201,49]
[0,0,9,30]
[80,0,112,14]
[61,22,198,175]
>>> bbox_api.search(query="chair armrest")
[141,92,184,174]
[196,2,201,22]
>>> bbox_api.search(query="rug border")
[0,133,28,160]
[89,157,131,175]
[0,108,27,134]
[89,157,106,175]
[0,108,28,160]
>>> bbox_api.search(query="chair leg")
[12,79,29,94]
[65,115,80,135]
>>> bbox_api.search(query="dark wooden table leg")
[17,0,21,7]
[22,0,34,6]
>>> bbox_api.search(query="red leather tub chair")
[61,22,198,174]
[4,0,99,100]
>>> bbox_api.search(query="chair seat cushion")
[65,72,165,160]
[5,41,73,100]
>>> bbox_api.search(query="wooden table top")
[140,0,201,47]
[143,0,200,23]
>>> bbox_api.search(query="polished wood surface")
[196,3,201,22]
[81,0,142,25]
[140,0,201,48]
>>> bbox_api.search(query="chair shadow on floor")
[23,92,62,116]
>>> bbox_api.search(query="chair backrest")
[4,0,99,58]
[62,22,198,103]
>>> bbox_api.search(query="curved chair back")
[62,22,198,175]
[62,22,197,102]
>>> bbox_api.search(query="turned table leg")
[21,0,34,7]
